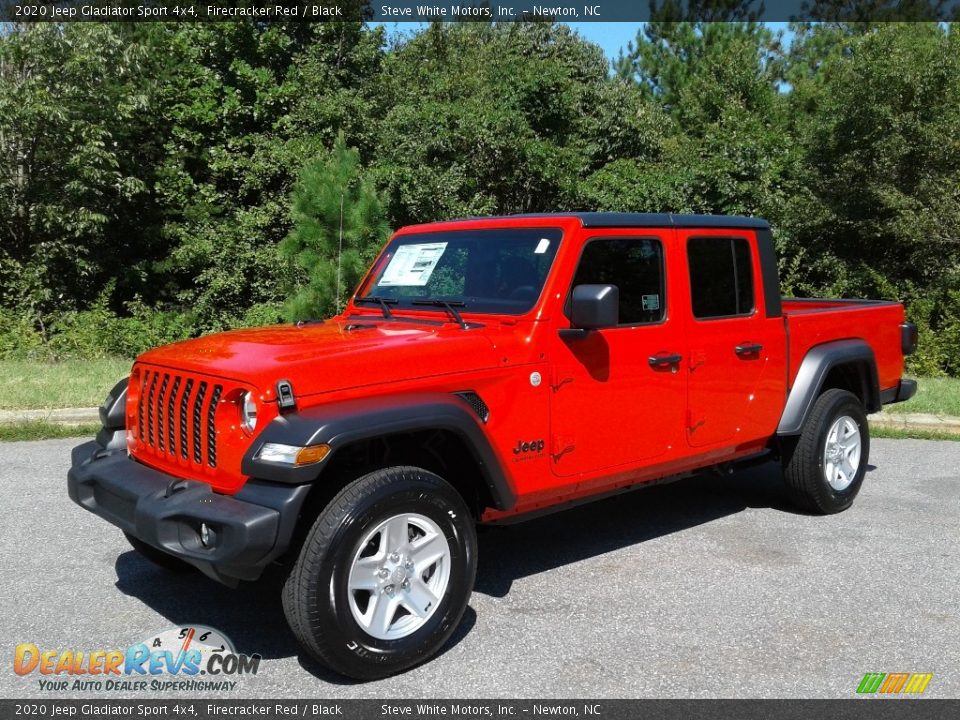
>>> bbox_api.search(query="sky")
[566,22,643,60]
[375,21,643,60]
[376,22,794,64]
[573,21,795,61]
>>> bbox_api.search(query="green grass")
[0,422,101,442]
[881,376,960,417]
[0,358,131,410]
[871,426,960,442]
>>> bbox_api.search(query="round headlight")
[240,391,258,432]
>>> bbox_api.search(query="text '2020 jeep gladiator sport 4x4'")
[69,213,918,679]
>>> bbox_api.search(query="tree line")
[0,19,958,374]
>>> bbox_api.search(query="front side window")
[569,237,666,325]
[359,228,562,314]
[687,236,755,319]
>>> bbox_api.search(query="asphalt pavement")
[1,438,957,699]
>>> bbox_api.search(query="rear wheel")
[124,532,195,572]
[783,388,870,514]
[282,466,477,680]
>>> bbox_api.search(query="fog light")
[200,523,212,548]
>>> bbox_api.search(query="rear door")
[549,230,687,477]
[678,229,777,448]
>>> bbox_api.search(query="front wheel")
[783,388,870,514]
[282,466,477,680]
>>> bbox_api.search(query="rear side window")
[687,237,754,319]
[570,237,665,325]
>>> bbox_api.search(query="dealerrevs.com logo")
[14,626,260,692]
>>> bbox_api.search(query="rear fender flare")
[777,339,880,436]
[241,393,515,511]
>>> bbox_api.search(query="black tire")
[282,466,477,680]
[124,532,196,573]
[783,388,870,514]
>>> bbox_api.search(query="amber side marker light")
[256,442,331,466]
[295,444,331,466]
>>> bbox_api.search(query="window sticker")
[378,242,448,287]
[534,238,551,254]
[642,294,660,311]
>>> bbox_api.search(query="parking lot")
[1,438,957,699]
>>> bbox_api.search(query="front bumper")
[68,439,309,585]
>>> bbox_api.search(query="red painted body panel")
[123,215,910,519]
[782,299,906,393]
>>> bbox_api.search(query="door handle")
[735,343,763,357]
[648,352,683,368]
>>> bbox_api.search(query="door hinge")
[687,409,705,433]
[551,376,573,392]
[689,351,705,372]
[551,437,575,462]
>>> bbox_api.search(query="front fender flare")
[241,393,515,511]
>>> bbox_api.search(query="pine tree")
[280,133,390,321]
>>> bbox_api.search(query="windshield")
[357,228,562,315]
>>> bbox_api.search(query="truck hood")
[136,319,503,397]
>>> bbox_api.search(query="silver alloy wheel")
[823,415,862,491]
[345,513,452,641]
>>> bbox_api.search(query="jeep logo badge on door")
[513,439,545,455]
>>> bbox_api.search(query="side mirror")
[569,284,619,330]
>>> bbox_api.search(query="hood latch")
[276,379,296,412]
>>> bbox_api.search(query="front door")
[550,231,687,478]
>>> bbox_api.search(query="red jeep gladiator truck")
[69,213,918,679]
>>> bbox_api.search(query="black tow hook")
[164,479,190,498]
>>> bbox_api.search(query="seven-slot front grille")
[136,369,223,470]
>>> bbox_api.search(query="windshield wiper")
[412,299,468,329]
[354,295,397,319]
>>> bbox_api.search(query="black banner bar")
[3,700,960,720]
[2,0,959,23]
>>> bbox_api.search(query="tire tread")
[783,388,868,514]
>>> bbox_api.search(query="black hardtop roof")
[503,212,770,230]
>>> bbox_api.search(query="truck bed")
[782,297,906,394]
